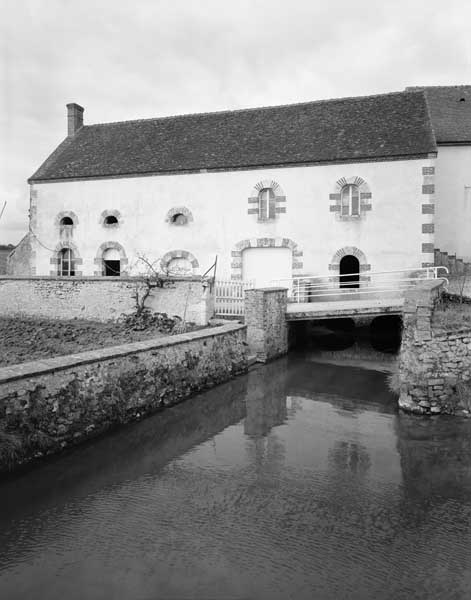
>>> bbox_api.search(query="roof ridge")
[88,89,424,128]
[406,84,471,89]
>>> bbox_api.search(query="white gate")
[214,279,254,316]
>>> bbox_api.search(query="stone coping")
[0,323,246,384]
[0,275,209,283]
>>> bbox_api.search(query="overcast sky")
[1,0,470,244]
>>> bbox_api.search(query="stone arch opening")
[339,255,360,288]
[161,250,199,276]
[329,246,370,284]
[165,206,194,225]
[94,242,128,276]
[50,241,83,276]
[231,237,303,283]
[102,248,121,276]
[100,209,122,228]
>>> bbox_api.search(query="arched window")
[104,215,118,226]
[60,216,74,226]
[340,184,360,217]
[171,213,187,225]
[166,257,193,275]
[258,188,276,221]
[58,248,75,276]
[102,248,121,276]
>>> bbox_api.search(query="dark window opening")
[339,255,360,288]
[103,260,120,276]
[60,216,74,226]
[171,213,187,225]
[104,215,118,225]
[58,248,75,276]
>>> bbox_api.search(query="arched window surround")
[49,241,83,276]
[329,176,372,220]
[329,246,371,285]
[100,209,122,228]
[161,250,199,276]
[230,237,303,280]
[93,241,128,276]
[55,211,79,228]
[247,180,286,221]
[165,206,194,226]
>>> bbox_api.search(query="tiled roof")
[29,91,436,182]
[407,85,471,143]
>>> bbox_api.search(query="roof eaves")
[28,150,437,184]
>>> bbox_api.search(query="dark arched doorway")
[339,255,360,288]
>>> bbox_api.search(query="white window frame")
[340,184,360,217]
[258,188,276,221]
[58,248,74,276]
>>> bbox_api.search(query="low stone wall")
[0,323,247,473]
[0,276,213,325]
[398,280,471,416]
[245,287,288,362]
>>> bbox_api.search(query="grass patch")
[432,293,471,332]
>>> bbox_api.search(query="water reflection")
[244,362,288,437]
[0,357,471,600]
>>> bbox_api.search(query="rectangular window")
[465,186,471,203]
[259,191,268,220]
[258,188,276,221]
[340,184,360,217]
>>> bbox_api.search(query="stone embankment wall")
[398,280,471,416]
[245,288,288,362]
[0,323,247,473]
[0,276,213,325]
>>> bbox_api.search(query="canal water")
[1,354,471,600]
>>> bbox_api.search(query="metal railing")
[214,278,255,316]
[271,266,449,304]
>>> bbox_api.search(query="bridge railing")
[272,266,449,303]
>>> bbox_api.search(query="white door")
[242,247,292,287]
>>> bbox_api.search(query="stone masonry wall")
[245,288,288,362]
[398,280,471,416]
[0,276,213,325]
[0,323,247,473]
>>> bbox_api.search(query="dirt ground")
[0,317,173,368]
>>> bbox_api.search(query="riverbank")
[0,315,194,367]
[0,322,247,474]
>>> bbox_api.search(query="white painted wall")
[30,157,430,280]
[435,145,471,260]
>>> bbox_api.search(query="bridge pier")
[245,287,288,362]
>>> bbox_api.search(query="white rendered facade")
[28,155,435,284]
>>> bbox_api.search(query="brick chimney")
[66,103,84,136]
